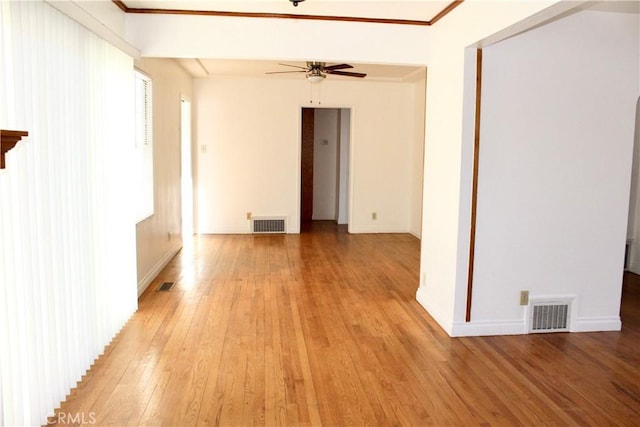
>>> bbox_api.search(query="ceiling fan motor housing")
[290,0,305,6]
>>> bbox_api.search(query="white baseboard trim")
[137,244,182,297]
[415,286,453,336]
[451,319,526,337]
[199,228,251,235]
[416,285,622,336]
[449,316,621,336]
[571,316,621,332]
[349,225,410,234]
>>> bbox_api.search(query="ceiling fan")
[266,61,367,82]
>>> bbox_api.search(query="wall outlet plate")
[520,290,529,306]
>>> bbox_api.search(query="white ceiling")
[123,0,454,22]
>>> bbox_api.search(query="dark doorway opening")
[300,107,351,232]
[300,108,315,224]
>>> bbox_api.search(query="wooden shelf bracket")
[1,129,29,169]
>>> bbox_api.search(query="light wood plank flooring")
[54,222,640,426]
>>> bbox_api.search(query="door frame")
[180,96,194,239]
[295,104,355,233]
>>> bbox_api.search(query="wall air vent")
[251,217,286,234]
[529,298,572,333]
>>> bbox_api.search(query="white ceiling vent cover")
[529,298,572,333]
[251,217,286,234]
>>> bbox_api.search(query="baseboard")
[450,316,621,336]
[571,316,621,332]
[415,286,453,336]
[199,228,251,235]
[202,225,412,235]
[417,285,622,336]
[450,319,526,337]
[349,224,410,234]
[137,244,182,297]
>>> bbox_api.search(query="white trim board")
[449,316,622,337]
[571,316,621,332]
[451,320,525,337]
[348,225,411,234]
[416,286,623,337]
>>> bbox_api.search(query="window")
[134,70,154,222]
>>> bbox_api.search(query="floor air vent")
[252,217,286,234]
[529,299,571,333]
[156,282,175,292]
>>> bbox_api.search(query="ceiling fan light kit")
[289,0,305,6]
[306,67,326,83]
[307,74,326,83]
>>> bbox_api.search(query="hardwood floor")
[54,222,640,426]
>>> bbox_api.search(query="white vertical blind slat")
[0,1,137,425]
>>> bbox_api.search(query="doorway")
[300,107,351,229]
[181,98,194,239]
[626,97,640,273]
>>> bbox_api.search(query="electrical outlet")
[520,290,529,306]
[372,212,377,220]
[246,212,252,220]
[168,231,172,241]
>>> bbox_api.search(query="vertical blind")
[0,1,138,425]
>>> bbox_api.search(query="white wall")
[313,108,339,220]
[134,58,193,296]
[417,0,572,335]
[194,77,420,234]
[463,10,639,334]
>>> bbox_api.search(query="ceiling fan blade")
[323,64,353,71]
[327,70,367,78]
[265,70,307,74]
[277,63,309,70]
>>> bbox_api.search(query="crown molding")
[113,0,463,27]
